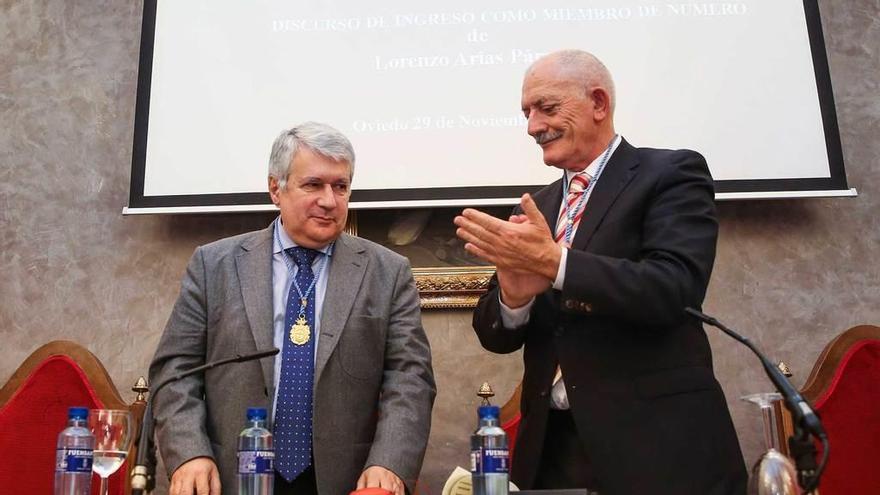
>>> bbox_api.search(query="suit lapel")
[236,225,275,392]
[571,138,640,250]
[315,233,367,383]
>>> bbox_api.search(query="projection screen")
[126,0,853,214]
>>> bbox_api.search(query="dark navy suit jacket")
[473,139,747,495]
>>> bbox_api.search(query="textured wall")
[1,1,877,493]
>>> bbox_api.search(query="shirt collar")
[564,134,622,186]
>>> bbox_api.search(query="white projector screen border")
[127,0,851,213]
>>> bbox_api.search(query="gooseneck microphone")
[684,307,828,492]
[130,348,280,495]
[684,308,826,439]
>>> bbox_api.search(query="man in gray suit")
[149,122,436,495]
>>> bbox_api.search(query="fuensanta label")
[469,448,508,474]
[238,450,275,474]
[56,448,93,473]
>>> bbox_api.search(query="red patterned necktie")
[554,173,590,247]
[551,174,589,391]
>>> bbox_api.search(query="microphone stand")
[131,348,280,495]
[684,308,829,493]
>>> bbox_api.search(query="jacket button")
[491,321,500,329]
[584,303,593,312]
[564,299,575,309]
[539,389,548,397]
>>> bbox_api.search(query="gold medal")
[289,315,311,345]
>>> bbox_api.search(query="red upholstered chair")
[0,341,148,495]
[777,325,880,495]
[499,382,522,464]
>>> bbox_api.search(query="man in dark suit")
[150,122,435,495]
[455,50,747,494]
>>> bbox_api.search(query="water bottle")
[470,405,509,495]
[237,407,275,495]
[54,406,95,495]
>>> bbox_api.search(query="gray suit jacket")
[149,223,436,494]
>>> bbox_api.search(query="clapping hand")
[454,194,561,307]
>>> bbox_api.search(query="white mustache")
[534,130,562,145]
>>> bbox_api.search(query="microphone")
[683,308,826,439]
[131,348,280,495]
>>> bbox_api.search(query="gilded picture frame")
[346,207,508,309]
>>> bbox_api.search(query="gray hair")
[528,50,616,114]
[268,121,356,189]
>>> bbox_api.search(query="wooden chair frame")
[500,382,522,429]
[0,340,148,495]
[775,325,880,456]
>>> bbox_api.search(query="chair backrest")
[0,341,147,495]
[778,325,880,495]
[500,381,522,463]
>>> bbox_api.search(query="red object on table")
[350,488,394,495]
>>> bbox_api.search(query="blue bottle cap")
[246,407,267,420]
[68,407,89,420]
[478,405,500,419]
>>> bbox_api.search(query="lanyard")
[562,134,618,246]
[274,220,330,319]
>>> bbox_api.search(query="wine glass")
[89,409,133,495]
[741,393,798,495]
